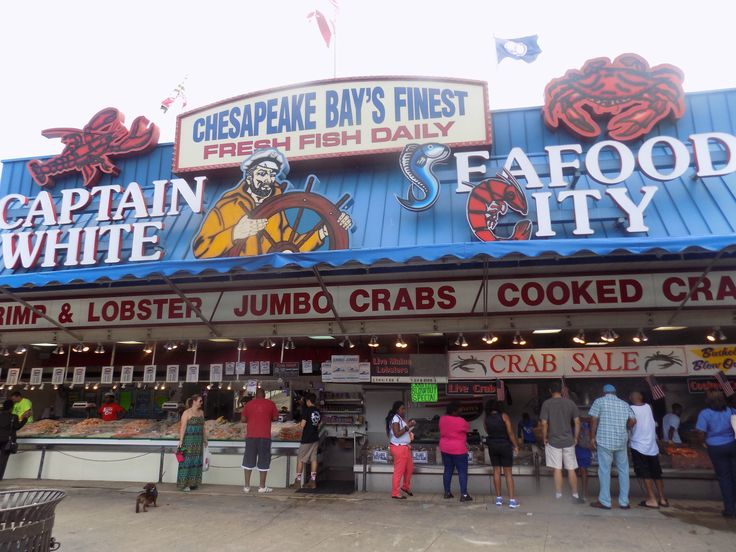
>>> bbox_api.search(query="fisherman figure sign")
[193,149,353,258]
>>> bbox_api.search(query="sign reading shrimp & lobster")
[173,77,490,172]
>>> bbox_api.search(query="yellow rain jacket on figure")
[193,185,324,258]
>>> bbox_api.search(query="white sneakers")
[258,487,273,494]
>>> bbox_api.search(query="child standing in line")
[576,415,593,501]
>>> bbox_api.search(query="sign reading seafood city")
[173,77,490,172]
[0,270,735,329]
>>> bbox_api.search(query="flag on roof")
[495,35,542,63]
[160,78,188,114]
[714,370,735,397]
[646,375,666,401]
[308,0,339,48]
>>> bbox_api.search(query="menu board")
[29,368,43,386]
[72,367,86,385]
[210,364,223,382]
[186,364,199,382]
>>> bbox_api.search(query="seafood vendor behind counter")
[98,393,126,421]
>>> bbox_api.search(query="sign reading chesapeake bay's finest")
[0,270,735,330]
[174,77,490,172]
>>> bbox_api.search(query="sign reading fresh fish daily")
[174,77,490,172]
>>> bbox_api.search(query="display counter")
[7,418,303,487]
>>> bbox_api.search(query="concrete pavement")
[1,480,733,551]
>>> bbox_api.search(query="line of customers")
[386,385,735,516]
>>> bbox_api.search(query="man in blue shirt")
[589,384,636,510]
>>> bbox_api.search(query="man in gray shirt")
[540,382,583,503]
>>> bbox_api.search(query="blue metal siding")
[1,89,736,286]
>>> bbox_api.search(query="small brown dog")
[135,483,158,513]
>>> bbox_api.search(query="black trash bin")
[0,490,65,552]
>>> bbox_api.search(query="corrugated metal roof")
[0,89,735,288]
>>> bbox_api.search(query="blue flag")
[495,35,542,63]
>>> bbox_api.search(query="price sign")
[411,383,438,403]
[166,365,179,383]
[29,368,43,386]
[101,366,114,385]
[143,365,157,383]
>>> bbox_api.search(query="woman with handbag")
[386,401,416,499]
[177,394,208,492]
[0,399,23,480]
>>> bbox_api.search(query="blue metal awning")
[1,234,733,289]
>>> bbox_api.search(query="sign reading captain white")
[174,77,490,171]
[448,347,689,379]
[0,177,206,270]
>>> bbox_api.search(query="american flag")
[561,377,570,399]
[714,370,735,397]
[646,375,666,401]
[496,379,506,402]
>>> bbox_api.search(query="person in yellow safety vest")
[193,149,352,258]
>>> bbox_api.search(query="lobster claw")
[110,116,159,153]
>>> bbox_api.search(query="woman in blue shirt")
[696,391,736,518]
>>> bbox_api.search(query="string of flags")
[495,35,542,64]
[308,0,339,48]
[160,77,188,114]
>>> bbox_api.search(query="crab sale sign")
[448,346,689,379]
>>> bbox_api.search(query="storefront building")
[1,56,735,493]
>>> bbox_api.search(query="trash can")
[0,489,65,552]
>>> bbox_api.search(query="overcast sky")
[1,0,733,166]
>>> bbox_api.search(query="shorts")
[545,444,578,470]
[487,440,513,468]
[631,448,662,479]
[575,446,592,469]
[242,438,272,471]
[297,442,319,463]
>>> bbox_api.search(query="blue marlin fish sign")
[395,143,451,211]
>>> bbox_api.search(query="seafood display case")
[8,418,305,488]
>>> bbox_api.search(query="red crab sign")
[26,108,160,188]
[543,53,685,141]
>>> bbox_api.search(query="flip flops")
[639,500,659,509]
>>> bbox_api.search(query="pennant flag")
[160,78,188,114]
[560,377,570,400]
[496,379,506,402]
[308,1,339,48]
[714,370,735,397]
[646,375,666,401]
[495,35,542,64]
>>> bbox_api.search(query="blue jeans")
[707,441,736,516]
[597,445,630,507]
[441,452,468,496]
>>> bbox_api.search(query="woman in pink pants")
[386,401,416,499]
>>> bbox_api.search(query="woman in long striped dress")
[177,394,207,492]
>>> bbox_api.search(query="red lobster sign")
[26,108,160,187]
[543,53,685,141]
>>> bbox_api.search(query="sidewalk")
[1,479,733,551]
